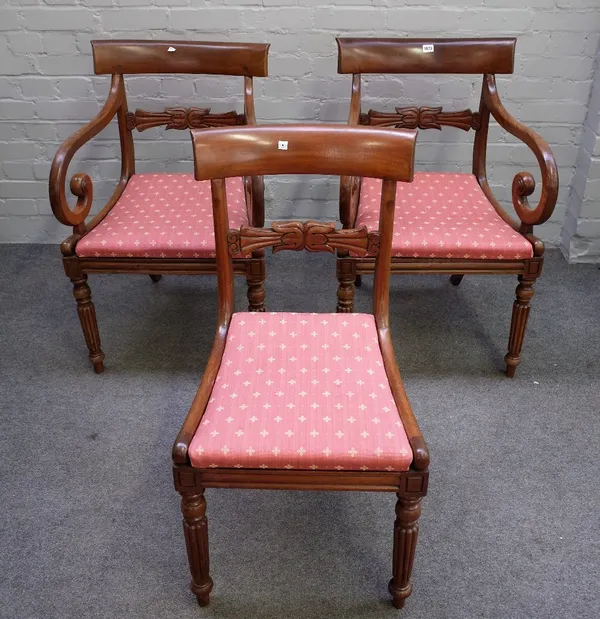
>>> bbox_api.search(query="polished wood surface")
[49,74,128,230]
[50,40,269,372]
[92,40,269,76]
[181,491,212,606]
[482,74,559,229]
[389,495,422,609]
[191,124,416,181]
[337,36,557,377]
[125,107,244,132]
[228,221,380,257]
[337,37,516,74]
[174,467,428,494]
[361,106,480,131]
[174,124,428,609]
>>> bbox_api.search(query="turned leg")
[71,274,105,373]
[246,260,266,312]
[336,259,356,313]
[181,490,213,606]
[149,274,162,283]
[449,274,464,286]
[389,495,421,609]
[504,275,536,378]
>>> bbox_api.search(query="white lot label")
[167,46,176,52]
[422,44,434,53]
[278,140,288,150]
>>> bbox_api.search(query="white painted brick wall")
[561,39,600,262]
[0,0,598,251]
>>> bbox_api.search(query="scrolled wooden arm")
[483,74,558,228]
[49,74,125,228]
[228,221,380,257]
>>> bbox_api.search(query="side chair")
[49,40,269,373]
[336,37,559,377]
[172,124,429,610]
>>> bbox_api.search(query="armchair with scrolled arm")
[336,37,559,377]
[49,40,269,373]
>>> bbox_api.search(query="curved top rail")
[191,124,417,182]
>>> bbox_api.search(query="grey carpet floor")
[1,245,599,619]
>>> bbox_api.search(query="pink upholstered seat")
[357,172,533,260]
[189,312,413,472]
[76,173,248,259]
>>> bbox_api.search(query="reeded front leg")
[449,274,464,286]
[71,274,104,373]
[181,490,213,607]
[336,258,356,313]
[389,495,421,609]
[505,275,536,377]
[246,259,266,312]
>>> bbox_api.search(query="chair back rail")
[336,37,515,75]
[191,124,416,181]
[92,40,269,76]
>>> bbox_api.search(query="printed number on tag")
[278,140,288,150]
[422,44,434,53]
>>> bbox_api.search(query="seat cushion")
[357,172,533,260]
[76,173,247,258]
[189,312,413,472]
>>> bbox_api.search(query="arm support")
[483,74,558,227]
[49,74,126,229]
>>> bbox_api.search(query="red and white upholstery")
[189,312,413,472]
[357,172,533,260]
[76,173,248,259]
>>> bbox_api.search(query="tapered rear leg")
[449,274,464,286]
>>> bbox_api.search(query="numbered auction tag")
[422,44,434,53]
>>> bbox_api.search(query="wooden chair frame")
[336,38,559,377]
[172,124,429,609]
[49,40,270,373]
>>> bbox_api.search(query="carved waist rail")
[126,107,245,132]
[361,106,480,131]
[227,221,380,257]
